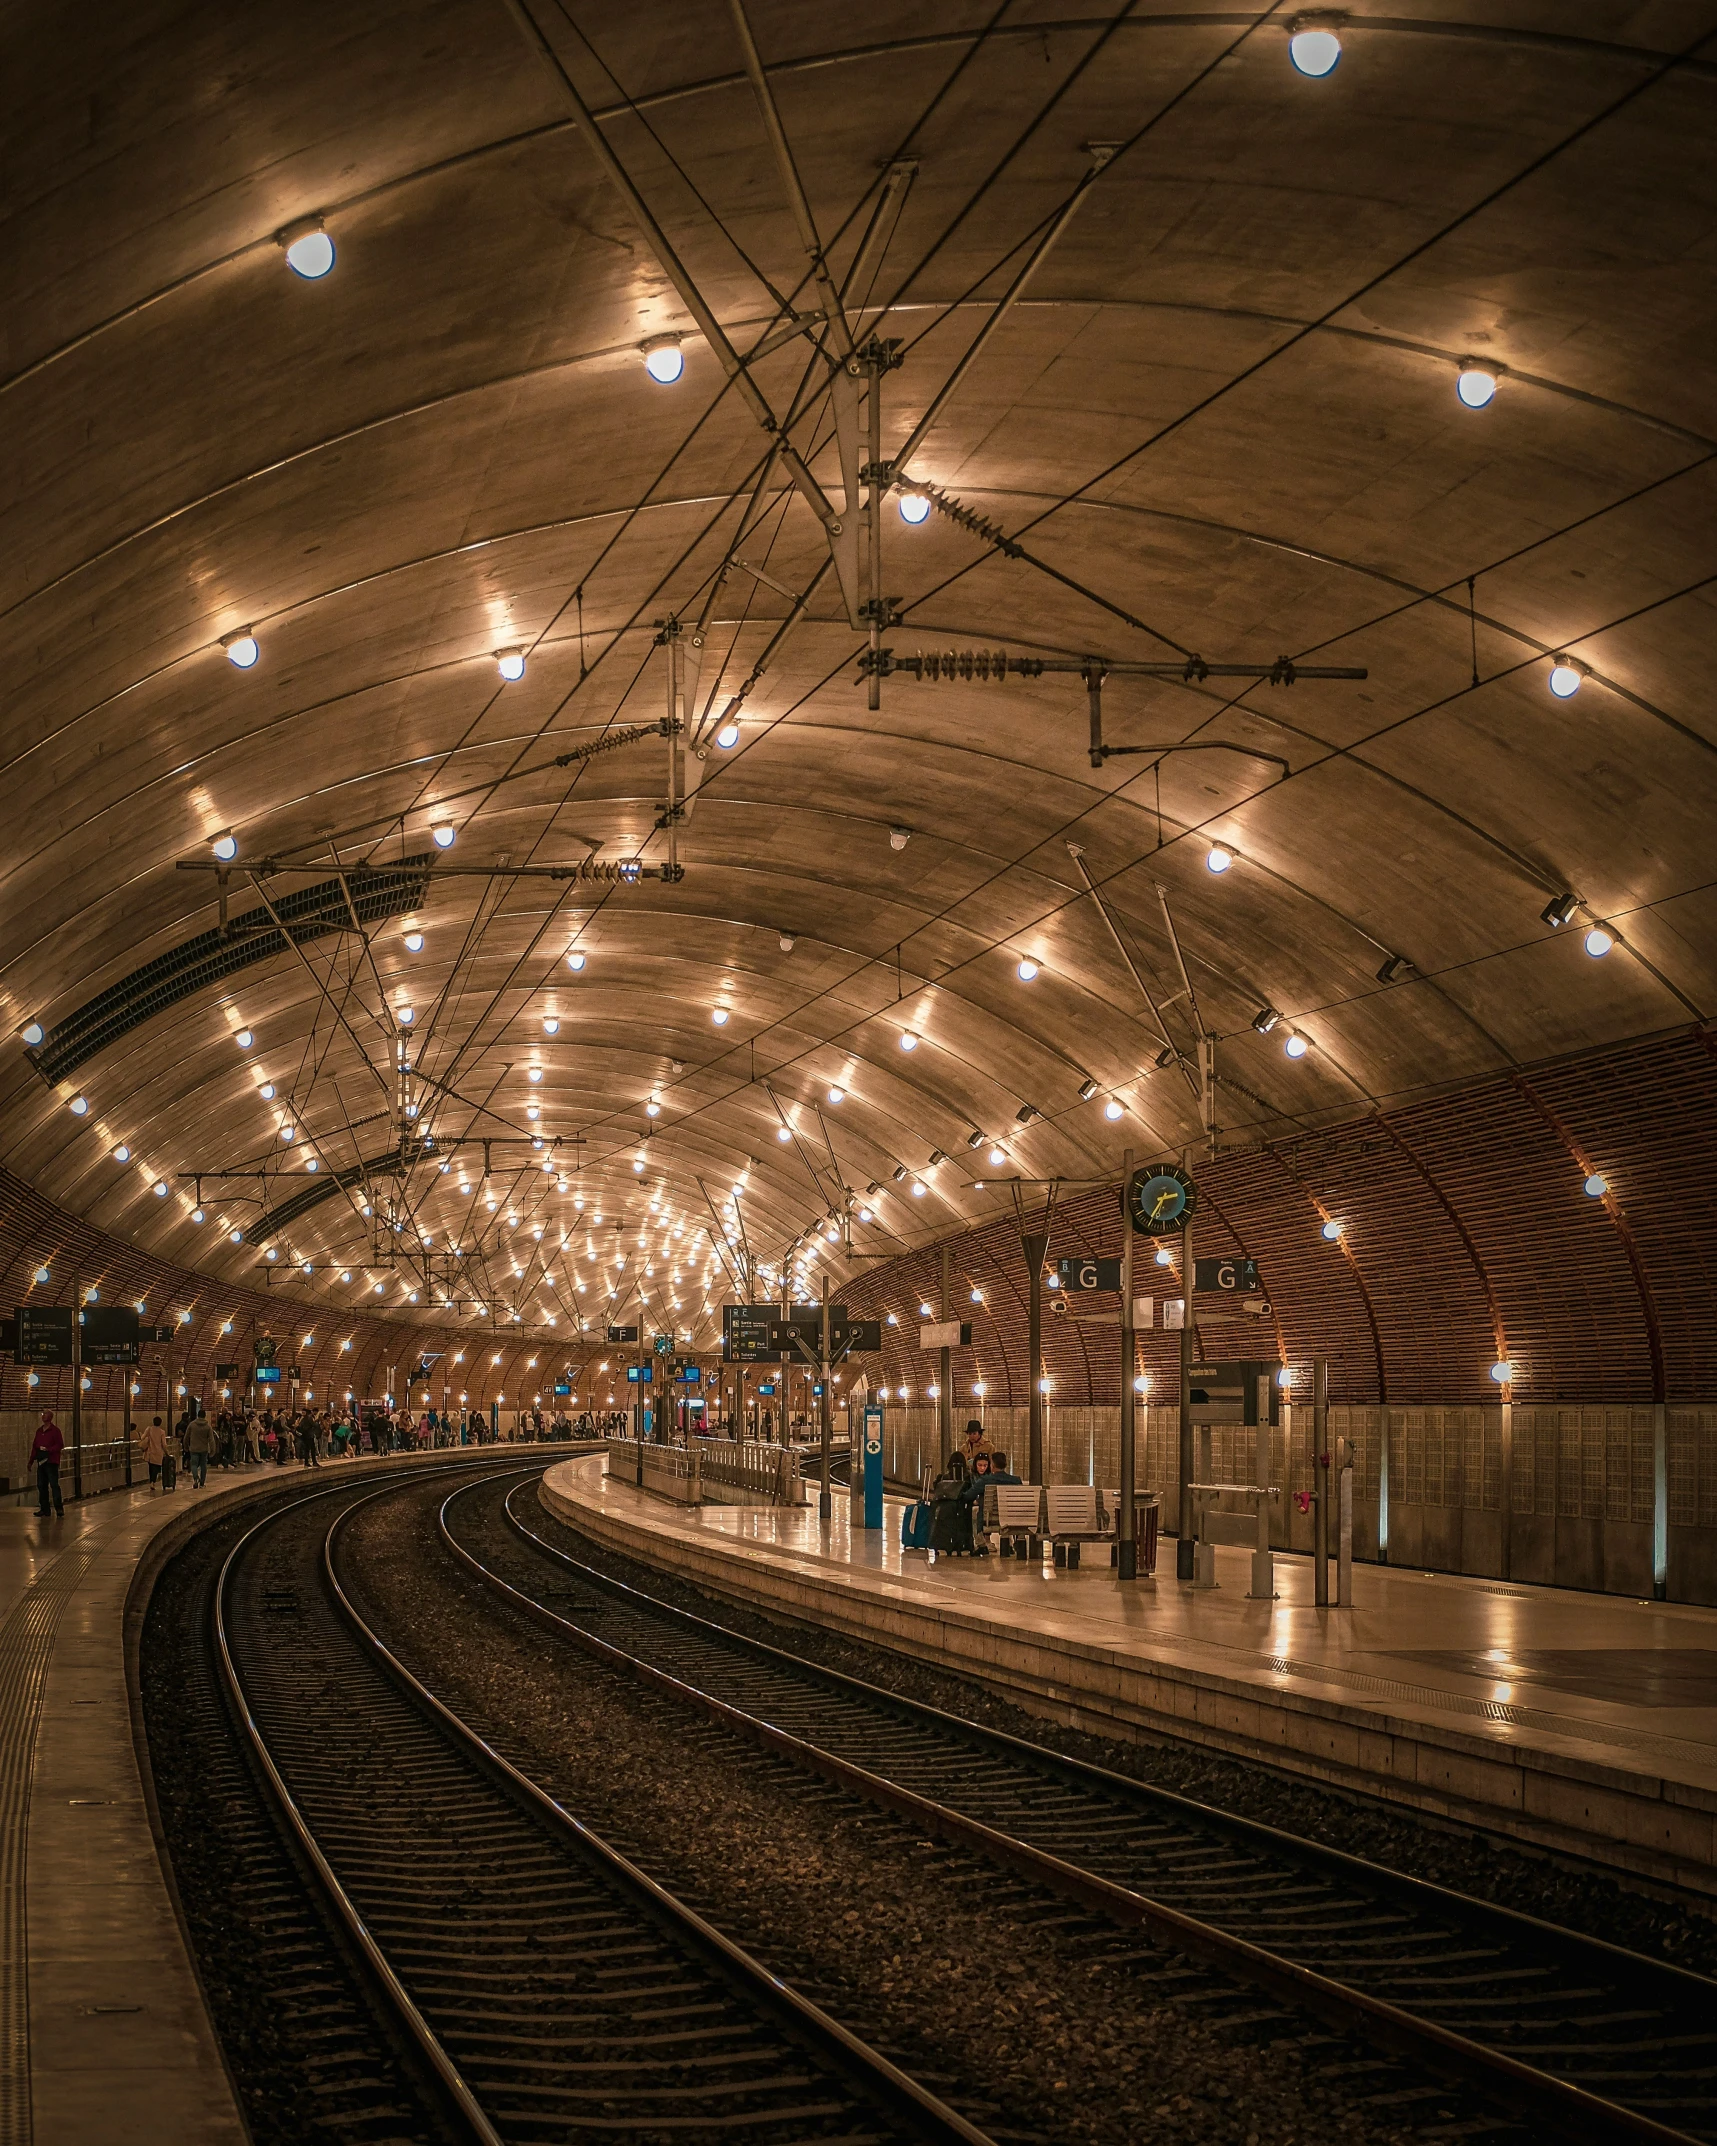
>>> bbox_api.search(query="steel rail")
[440,1466,1716,2146]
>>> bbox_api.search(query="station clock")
[1127,1163,1198,1236]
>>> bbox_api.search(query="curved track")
[209,1462,1001,2146]
[439,1464,1717,2146]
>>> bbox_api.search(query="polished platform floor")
[543,1459,1717,1811]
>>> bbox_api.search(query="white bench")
[1044,1484,1107,1566]
[981,1483,1045,1554]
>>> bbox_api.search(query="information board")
[1195,1257,1261,1294]
[722,1302,784,1364]
[606,1324,639,1343]
[1055,1257,1121,1293]
[625,1363,653,1384]
[82,1305,141,1364]
[13,1307,73,1364]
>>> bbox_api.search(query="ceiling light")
[1077,1078,1098,1102]
[633,1156,646,1172]
[889,826,912,851]
[565,949,587,972]
[1584,1173,1608,1197]
[642,334,684,383]
[1490,1360,1514,1384]
[153,1179,167,1196]
[69,1094,89,1115]
[305,1156,319,1171]
[1016,957,1039,981]
[711,1006,729,1025]
[404,930,424,952]
[340,1269,352,1282]
[899,1030,919,1052]
[1206,844,1234,873]
[281,219,335,278]
[827,1085,844,1104]
[211,830,238,861]
[645,1098,660,1116]
[1321,1219,1343,1240]
[526,1066,542,1083]
[1548,657,1584,699]
[987,1146,1006,1167]
[229,1227,243,1243]
[1288,22,1341,75]
[222,631,259,670]
[1251,1006,1280,1034]
[776,1124,793,1142]
[235,1028,253,1048]
[525,1105,540,1121]
[113,1144,130,1162]
[1284,1033,1309,1058]
[715,720,740,749]
[496,647,526,683]
[911,1181,926,1197]
[1584,925,1613,957]
[431,823,456,849]
[1541,892,1579,928]
[1376,953,1412,985]
[858,1206,873,1222]
[280,1124,295,1142]
[191,1205,205,1223]
[265,1247,278,1262]
[1104,1098,1124,1120]
[398,1005,415,1025]
[898,492,931,525]
[21,1020,43,1046]
[1456,362,1497,409]
[893,1164,907,1181]
[259,1081,277,1101]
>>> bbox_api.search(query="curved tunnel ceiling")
[3,3,1715,1354]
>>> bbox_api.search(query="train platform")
[539,1453,1717,1904]
[0,1451,489,2146]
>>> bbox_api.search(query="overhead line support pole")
[1118,1150,1137,1580]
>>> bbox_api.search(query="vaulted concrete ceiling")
[3,2,1714,1350]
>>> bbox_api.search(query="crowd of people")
[924,1419,1023,1557]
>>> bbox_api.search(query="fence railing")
[2,1415,136,1504]
[603,1436,803,1506]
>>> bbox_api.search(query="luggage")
[162,1451,177,1491]
[900,1500,933,1551]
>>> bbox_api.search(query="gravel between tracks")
[345,1480,1447,2146]
[524,1478,1717,1978]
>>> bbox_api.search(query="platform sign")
[918,1319,972,1351]
[553,1382,572,1396]
[757,1380,776,1396]
[723,1303,784,1363]
[860,1403,884,1531]
[255,1366,282,1385]
[1195,1257,1260,1295]
[606,1324,639,1343]
[12,1306,73,1364]
[81,1305,141,1364]
[142,1324,176,1344]
[1055,1256,1121,1293]
[215,1361,239,1380]
[626,1363,652,1384]
[679,1365,701,1385]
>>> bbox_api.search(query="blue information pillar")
[861,1403,884,1531]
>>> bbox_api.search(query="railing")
[1,1421,135,1505]
[602,1435,803,1506]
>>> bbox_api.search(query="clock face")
[1128,1164,1197,1236]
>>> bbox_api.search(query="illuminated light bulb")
[1548,658,1583,699]
[541,1015,560,1036]
[69,1094,89,1116]
[404,930,424,952]
[341,1269,352,1283]
[153,1180,167,1196]
[222,632,259,670]
[899,1031,919,1052]
[496,647,526,682]
[858,1206,873,1222]
[1321,1219,1344,1241]
[1104,1098,1124,1121]
[398,1005,415,1025]
[897,491,931,526]
[1206,844,1234,874]
[1133,1374,1149,1394]
[645,1099,660,1117]
[260,1082,275,1100]
[711,1006,729,1025]
[1288,24,1341,75]
[1456,363,1497,409]
[283,224,335,278]
[1284,1033,1309,1058]
[1584,1173,1609,1198]
[715,720,740,749]
[525,1105,540,1122]
[431,823,456,849]
[566,950,586,971]
[1491,1359,1514,1384]
[988,1146,1006,1167]
[266,1247,278,1262]
[526,1066,543,1084]
[633,1157,645,1173]
[642,335,684,383]
[212,831,239,861]
[21,1020,43,1046]
[776,1125,792,1142]
[911,1181,926,1197]
[191,1205,205,1223]
[1016,958,1039,981]
[113,1144,130,1162]
[1585,925,1613,957]
[1155,1245,1174,1267]
[235,1028,253,1048]
[827,1085,844,1104]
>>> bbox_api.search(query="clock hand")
[1151,1186,1178,1219]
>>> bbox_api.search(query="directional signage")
[919,1320,973,1351]
[1195,1257,1261,1295]
[722,1303,784,1364]
[12,1306,73,1364]
[626,1363,653,1384]
[770,1311,882,1359]
[255,1366,283,1385]
[82,1306,141,1364]
[606,1324,640,1344]
[1055,1257,1121,1293]
[215,1362,239,1380]
[679,1365,702,1385]
[553,1383,572,1397]
[143,1325,177,1344]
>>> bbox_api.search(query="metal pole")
[1175,1214,1194,1580]
[1025,1228,1046,1485]
[1498,1392,1513,1580]
[818,1274,832,1522]
[1313,1355,1329,1608]
[1249,1371,1274,1599]
[71,1278,84,1501]
[1653,1400,1669,1599]
[1338,1438,1355,1607]
[938,1243,952,1465]
[1118,1149,1137,1580]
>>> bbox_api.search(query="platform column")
[1313,1356,1329,1607]
[818,1277,833,1522]
[1175,1212,1194,1581]
[72,1274,84,1501]
[1117,1148,1137,1580]
[937,1244,952,1466]
[1024,1226,1047,1487]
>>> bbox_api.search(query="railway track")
[208,1463,1005,2146]
[439,1463,1717,2146]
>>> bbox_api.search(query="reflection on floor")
[1385,1649,1717,1710]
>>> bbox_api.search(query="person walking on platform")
[297,1408,320,1468]
[30,1411,65,1517]
[184,1409,212,1489]
[927,1450,971,1559]
[142,1415,169,1492]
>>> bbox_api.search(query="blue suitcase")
[901,1500,933,1551]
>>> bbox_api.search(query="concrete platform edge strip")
[540,1463,1717,1902]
